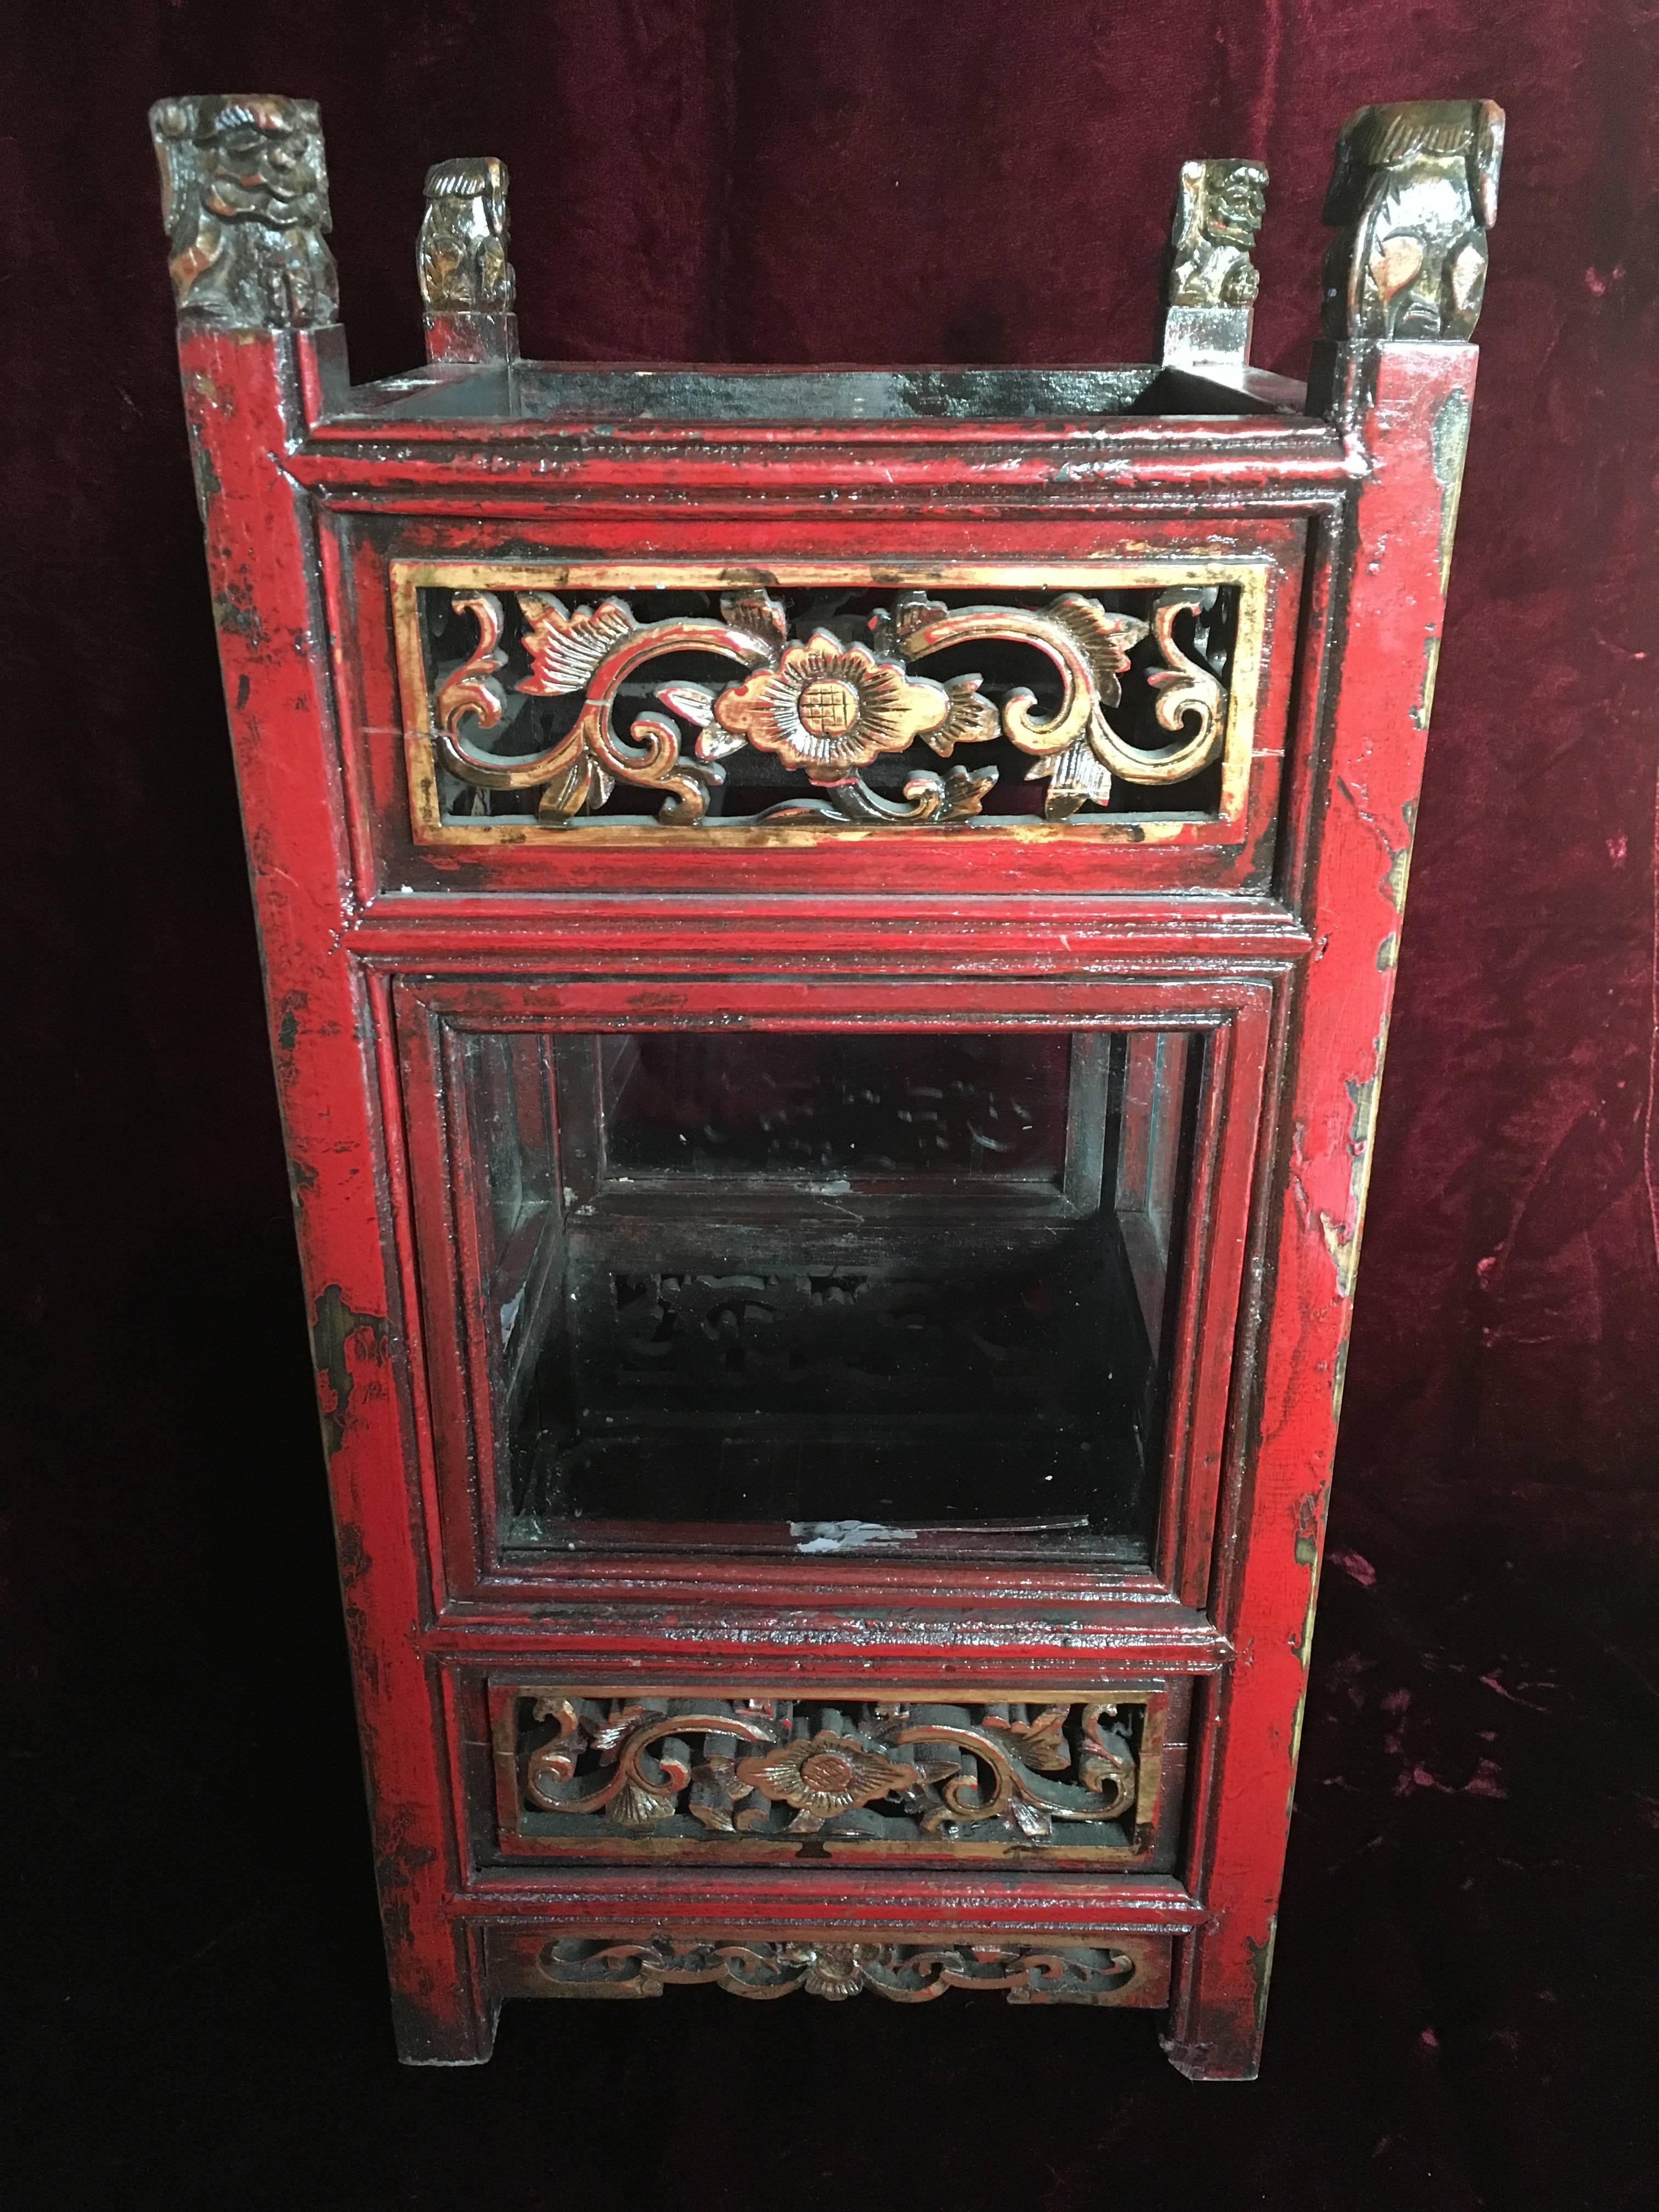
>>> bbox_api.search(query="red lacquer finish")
[156,93,1497,2073]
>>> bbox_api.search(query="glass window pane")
[454,1027,1200,1564]
[601,1032,1071,1181]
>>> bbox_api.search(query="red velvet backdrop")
[6,2,1656,1603]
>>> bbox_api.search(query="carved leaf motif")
[718,588,788,656]
[921,674,998,757]
[657,683,747,764]
[607,1776,681,1827]
[689,1755,753,1833]
[984,1705,1074,1774]
[535,748,614,823]
[929,765,999,821]
[1047,596,1149,709]
[655,681,716,728]
[1026,737,1113,818]
[517,595,637,696]
[696,726,747,763]
[588,1701,656,1755]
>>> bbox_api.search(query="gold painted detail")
[419,155,512,311]
[1168,159,1268,308]
[150,94,337,329]
[501,1691,1155,1852]
[538,1934,1146,2004]
[1322,99,1503,342]
[416,580,1233,832]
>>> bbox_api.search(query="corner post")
[1164,98,1503,2081]
[420,156,518,366]
[1160,159,1268,374]
[149,94,492,2065]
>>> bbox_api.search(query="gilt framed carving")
[393,561,1267,841]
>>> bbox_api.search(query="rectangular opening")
[453,1025,1203,1565]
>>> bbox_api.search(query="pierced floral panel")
[392,564,1266,840]
[529,1933,1170,2006]
[487,1684,1176,1865]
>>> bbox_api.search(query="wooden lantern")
[151,93,1502,2074]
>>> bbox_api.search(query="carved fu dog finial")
[420,157,515,312]
[1167,160,1268,308]
[1322,100,1504,341]
[149,94,337,328]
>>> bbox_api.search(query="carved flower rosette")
[413,578,1244,834]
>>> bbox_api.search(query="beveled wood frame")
[319,510,1312,904]
[391,970,1276,1618]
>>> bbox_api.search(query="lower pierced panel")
[482,1678,1190,1869]
[483,1923,1172,2006]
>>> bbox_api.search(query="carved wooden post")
[1161,159,1268,372]
[420,157,518,366]
[1163,97,1502,2081]
[149,94,492,2062]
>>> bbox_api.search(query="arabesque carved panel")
[535,1934,1166,2004]
[489,1685,1171,1863]
[393,566,1265,841]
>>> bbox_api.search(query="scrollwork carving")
[150,94,337,328]
[425,585,1229,830]
[538,1935,1147,2004]
[499,1690,1154,1853]
[1321,100,1504,342]
[419,157,514,311]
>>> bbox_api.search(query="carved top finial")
[420,157,515,312]
[1167,160,1268,309]
[1321,99,1504,341]
[149,94,337,329]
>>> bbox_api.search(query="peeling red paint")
[171,306,1481,2076]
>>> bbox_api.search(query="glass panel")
[460,1027,1200,1564]
[600,1032,1071,1181]
[459,1032,560,1363]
